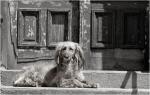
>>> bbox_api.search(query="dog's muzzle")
[62,54,73,61]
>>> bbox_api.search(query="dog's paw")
[13,76,42,87]
[91,83,100,88]
[82,81,99,88]
[59,79,75,88]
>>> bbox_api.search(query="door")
[10,0,79,69]
[87,1,148,70]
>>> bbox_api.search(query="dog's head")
[55,41,85,70]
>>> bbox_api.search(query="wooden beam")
[148,1,150,69]
[0,0,2,68]
[1,1,8,69]
[1,1,17,69]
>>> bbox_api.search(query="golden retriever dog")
[13,41,98,88]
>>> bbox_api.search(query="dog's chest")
[60,62,77,79]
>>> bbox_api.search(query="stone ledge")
[1,70,150,89]
[1,86,150,95]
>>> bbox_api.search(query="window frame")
[17,9,42,48]
[91,9,115,49]
[119,9,145,49]
[47,8,72,48]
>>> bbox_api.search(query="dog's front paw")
[13,76,25,87]
[82,81,99,88]
[59,79,75,88]
[90,83,99,88]
[13,76,41,87]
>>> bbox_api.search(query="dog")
[13,41,98,88]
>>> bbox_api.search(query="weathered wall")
[0,0,149,71]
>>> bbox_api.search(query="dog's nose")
[64,55,69,59]
[63,54,70,58]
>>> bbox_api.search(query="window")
[91,9,145,49]
[121,10,145,48]
[17,9,41,47]
[47,9,71,47]
[17,8,71,62]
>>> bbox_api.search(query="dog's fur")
[13,41,97,88]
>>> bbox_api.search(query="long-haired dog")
[13,41,97,88]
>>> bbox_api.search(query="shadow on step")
[121,71,138,95]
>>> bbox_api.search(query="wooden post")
[0,0,2,68]
[1,1,17,69]
[1,1,8,69]
[80,0,91,69]
[148,1,150,69]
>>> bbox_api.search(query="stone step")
[1,70,150,89]
[1,86,150,95]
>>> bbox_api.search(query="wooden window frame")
[120,9,145,49]
[91,9,115,49]
[17,9,42,48]
[47,9,72,48]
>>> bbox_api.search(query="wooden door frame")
[79,0,149,70]
[1,1,17,69]
[148,5,150,71]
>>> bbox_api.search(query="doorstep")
[1,86,150,95]
[1,70,150,89]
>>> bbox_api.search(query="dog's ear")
[55,50,60,65]
[75,43,85,69]
[55,43,62,64]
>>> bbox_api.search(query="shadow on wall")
[120,71,138,95]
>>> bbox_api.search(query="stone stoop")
[1,86,149,95]
[0,70,150,95]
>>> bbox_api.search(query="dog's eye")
[62,47,66,50]
[69,47,73,50]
